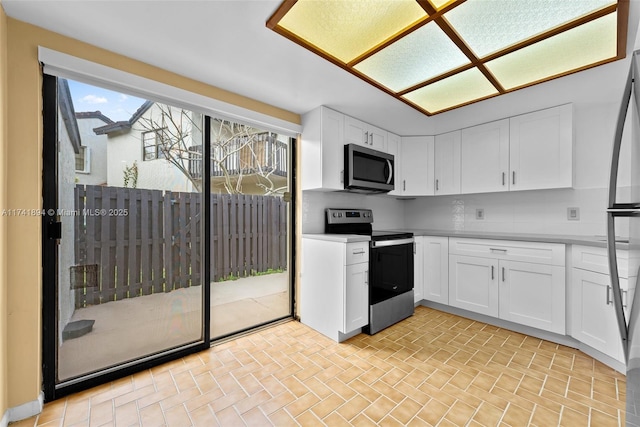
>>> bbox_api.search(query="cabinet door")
[449,255,499,316]
[344,116,387,151]
[434,130,461,195]
[572,269,623,362]
[509,104,573,191]
[387,132,402,196]
[499,261,565,334]
[343,262,369,333]
[424,236,449,304]
[414,238,424,303]
[400,136,434,196]
[461,119,509,194]
[368,124,387,152]
[301,106,344,191]
[344,115,368,147]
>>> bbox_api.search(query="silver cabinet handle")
[490,248,507,254]
[403,180,406,191]
[607,285,612,305]
[436,179,439,191]
[512,171,516,185]
[491,266,494,280]
[413,242,416,254]
[365,271,368,285]
[340,170,344,183]
[352,250,366,255]
[502,267,505,282]
[369,133,373,145]
[502,172,506,186]
[623,289,628,308]
[364,131,369,144]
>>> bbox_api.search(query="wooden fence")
[72,185,287,308]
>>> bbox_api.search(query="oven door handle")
[371,237,414,248]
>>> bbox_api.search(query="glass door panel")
[55,78,205,382]
[208,118,292,339]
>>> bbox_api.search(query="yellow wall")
[0,0,9,420]
[5,17,300,407]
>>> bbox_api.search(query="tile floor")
[12,306,625,426]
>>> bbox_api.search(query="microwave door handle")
[386,159,393,185]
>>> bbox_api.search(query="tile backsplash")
[302,191,405,234]
[404,187,626,237]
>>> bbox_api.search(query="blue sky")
[67,79,147,122]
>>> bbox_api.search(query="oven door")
[369,238,414,305]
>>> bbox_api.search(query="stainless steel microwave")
[344,143,394,194]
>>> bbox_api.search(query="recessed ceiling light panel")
[402,67,499,113]
[277,0,427,63]
[354,21,470,92]
[486,12,618,90]
[268,0,627,116]
[444,0,616,58]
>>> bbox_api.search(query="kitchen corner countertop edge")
[302,233,371,243]
[399,229,627,249]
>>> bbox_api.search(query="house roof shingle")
[93,101,153,135]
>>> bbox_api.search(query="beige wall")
[4,17,299,408]
[0,0,9,420]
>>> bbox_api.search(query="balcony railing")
[189,132,287,180]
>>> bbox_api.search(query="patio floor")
[58,272,289,381]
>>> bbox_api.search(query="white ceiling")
[3,0,640,135]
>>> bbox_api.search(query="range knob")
[332,212,338,218]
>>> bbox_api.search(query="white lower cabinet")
[571,245,629,363]
[423,237,449,304]
[413,237,424,303]
[572,268,625,363]
[301,238,369,341]
[448,238,566,334]
[449,255,499,317]
[345,262,369,333]
[498,260,565,334]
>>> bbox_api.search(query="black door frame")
[41,74,296,401]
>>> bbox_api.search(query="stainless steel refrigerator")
[608,49,640,426]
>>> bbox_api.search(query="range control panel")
[325,208,373,225]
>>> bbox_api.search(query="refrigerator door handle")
[606,59,634,363]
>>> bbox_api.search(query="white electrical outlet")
[567,207,580,221]
[476,208,484,220]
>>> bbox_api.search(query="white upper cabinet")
[344,115,387,152]
[434,130,461,195]
[460,119,510,194]
[301,106,345,191]
[398,136,434,196]
[386,132,402,196]
[509,104,573,191]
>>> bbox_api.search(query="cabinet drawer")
[449,238,565,266]
[346,242,369,265]
[572,245,628,278]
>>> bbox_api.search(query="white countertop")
[302,233,371,243]
[303,230,627,248]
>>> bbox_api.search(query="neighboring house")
[94,101,197,192]
[74,111,112,185]
[93,101,289,195]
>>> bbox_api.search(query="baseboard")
[4,392,43,424]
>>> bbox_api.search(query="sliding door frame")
[42,74,296,401]
[41,75,214,401]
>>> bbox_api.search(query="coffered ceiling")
[268,0,629,115]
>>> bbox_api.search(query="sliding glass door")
[42,74,294,400]
[207,118,292,339]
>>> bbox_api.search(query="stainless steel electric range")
[325,208,414,334]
